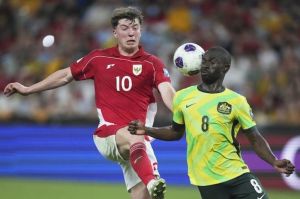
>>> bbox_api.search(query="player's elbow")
[62,68,74,84]
[172,136,182,141]
[171,131,184,141]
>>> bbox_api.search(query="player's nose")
[128,28,134,35]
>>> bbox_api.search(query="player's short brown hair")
[111,6,143,28]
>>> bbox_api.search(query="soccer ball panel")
[173,43,205,76]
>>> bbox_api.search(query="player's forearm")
[27,68,73,94]
[251,134,277,166]
[158,82,176,111]
[144,126,182,141]
[162,90,175,111]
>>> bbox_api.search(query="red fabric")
[94,124,126,138]
[70,46,170,137]
[94,124,152,140]
[130,142,155,185]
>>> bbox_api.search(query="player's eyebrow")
[209,57,217,62]
[119,24,129,28]
[119,23,139,28]
[203,55,216,62]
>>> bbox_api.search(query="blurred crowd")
[0,0,300,125]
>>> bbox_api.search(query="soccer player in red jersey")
[4,7,175,199]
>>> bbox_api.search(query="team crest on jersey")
[217,102,232,114]
[133,64,142,76]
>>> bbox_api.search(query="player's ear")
[224,64,230,73]
[113,29,117,38]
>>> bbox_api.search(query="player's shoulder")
[146,53,161,61]
[175,85,197,99]
[225,88,245,98]
[225,88,248,103]
[83,49,105,59]
[142,50,163,64]
[95,47,115,55]
[177,85,197,93]
[87,47,116,57]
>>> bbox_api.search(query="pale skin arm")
[244,126,295,176]
[157,82,176,111]
[3,67,74,97]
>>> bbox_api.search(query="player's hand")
[128,120,146,135]
[273,159,295,177]
[3,82,29,97]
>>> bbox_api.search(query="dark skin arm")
[128,120,185,141]
[243,126,295,176]
[129,120,295,176]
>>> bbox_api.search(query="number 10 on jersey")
[116,76,132,91]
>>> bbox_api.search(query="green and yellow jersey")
[173,85,256,186]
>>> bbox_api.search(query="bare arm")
[4,67,74,97]
[158,82,176,111]
[244,126,295,176]
[128,120,185,141]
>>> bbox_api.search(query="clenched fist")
[128,120,146,135]
[3,82,30,97]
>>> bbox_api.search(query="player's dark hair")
[111,6,143,28]
[209,46,231,67]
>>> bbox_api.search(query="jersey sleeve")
[172,92,184,124]
[70,50,97,80]
[151,56,171,87]
[236,96,256,130]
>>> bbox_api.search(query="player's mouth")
[127,40,136,44]
[201,69,209,75]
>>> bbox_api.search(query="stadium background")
[0,0,299,198]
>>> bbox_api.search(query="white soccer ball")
[42,35,55,47]
[173,43,205,76]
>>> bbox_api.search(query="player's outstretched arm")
[4,67,73,97]
[244,126,295,176]
[128,120,184,141]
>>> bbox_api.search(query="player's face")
[200,52,224,84]
[114,18,141,54]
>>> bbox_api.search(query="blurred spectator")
[1,0,300,125]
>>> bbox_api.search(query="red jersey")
[70,46,170,136]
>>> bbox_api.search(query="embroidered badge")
[133,64,142,76]
[217,102,232,114]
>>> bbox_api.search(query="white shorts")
[93,135,160,191]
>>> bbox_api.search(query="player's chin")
[125,43,138,49]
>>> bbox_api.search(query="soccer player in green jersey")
[128,46,295,199]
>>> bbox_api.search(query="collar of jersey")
[112,45,145,59]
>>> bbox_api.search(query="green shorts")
[197,173,269,199]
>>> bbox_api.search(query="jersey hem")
[190,170,250,186]
[94,124,127,138]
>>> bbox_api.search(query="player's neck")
[118,46,139,57]
[197,83,225,93]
